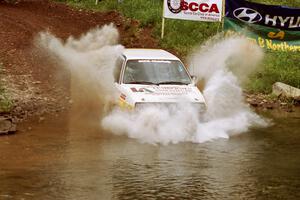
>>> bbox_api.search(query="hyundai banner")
[224,0,300,52]
[225,0,300,31]
[224,18,300,52]
[163,0,223,22]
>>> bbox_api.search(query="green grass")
[0,63,13,113]
[246,51,300,93]
[56,0,300,93]
[56,0,220,55]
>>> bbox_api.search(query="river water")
[0,109,299,200]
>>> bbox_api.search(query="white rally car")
[114,49,206,111]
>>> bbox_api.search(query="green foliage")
[0,93,13,113]
[57,0,220,55]
[160,20,219,56]
[56,0,300,93]
[246,51,300,93]
[0,63,13,113]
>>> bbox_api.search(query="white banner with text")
[163,0,223,22]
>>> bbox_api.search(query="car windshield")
[123,60,191,85]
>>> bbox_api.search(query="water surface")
[0,110,299,200]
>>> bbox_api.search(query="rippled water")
[0,110,299,200]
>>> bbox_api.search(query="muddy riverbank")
[0,0,159,125]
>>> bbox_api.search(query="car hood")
[119,84,206,104]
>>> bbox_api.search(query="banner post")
[222,0,226,30]
[161,1,166,39]
[161,17,165,39]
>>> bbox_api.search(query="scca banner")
[163,0,223,22]
[225,0,300,31]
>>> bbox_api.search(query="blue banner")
[225,0,300,31]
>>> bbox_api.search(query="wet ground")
[0,110,300,200]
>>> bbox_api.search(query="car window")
[114,57,124,83]
[123,60,191,84]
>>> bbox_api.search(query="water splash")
[37,25,268,145]
[37,24,124,110]
[102,35,268,144]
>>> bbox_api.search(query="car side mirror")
[191,75,197,84]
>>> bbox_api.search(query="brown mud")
[0,0,159,126]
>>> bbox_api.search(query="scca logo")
[181,1,219,13]
[167,0,182,14]
[233,7,262,23]
[167,0,220,14]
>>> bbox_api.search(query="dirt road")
[0,0,158,123]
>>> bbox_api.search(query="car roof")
[123,48,180,61]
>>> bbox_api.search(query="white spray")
[37,25,268,145]
[37,24,124,109]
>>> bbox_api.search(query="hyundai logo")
[233,7,262,23]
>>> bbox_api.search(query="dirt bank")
[0,0,159,124]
